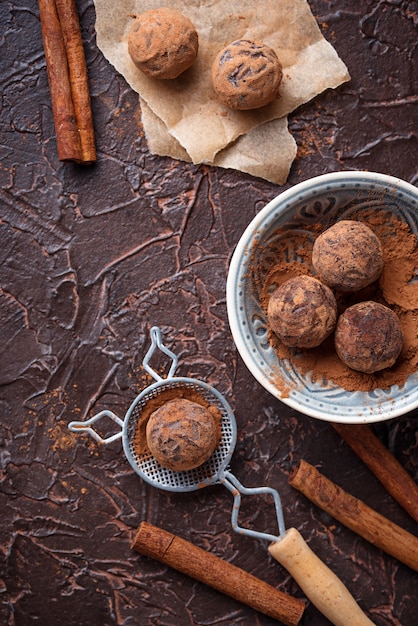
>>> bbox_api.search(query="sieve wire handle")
[268,529,375,626]
[142,326,179,382]
[221,470,374,624]
[220,470,286,543]
[68,410,124,444]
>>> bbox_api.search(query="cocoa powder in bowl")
[257,209,418,393]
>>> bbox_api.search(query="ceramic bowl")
[226,171,418,423]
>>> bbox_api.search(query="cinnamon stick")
[38,0,96,163]
[332,423,418,523]
[55,0,96,162]
[132,521,305,626]
[289,460,418,572]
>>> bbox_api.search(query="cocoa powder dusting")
[256,209,418,392]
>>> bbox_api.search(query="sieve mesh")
[124,378,236,492]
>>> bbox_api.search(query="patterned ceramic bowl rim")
[226,171,418,423]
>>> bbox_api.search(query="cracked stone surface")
[0,1,417,625]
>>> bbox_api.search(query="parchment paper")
[140,98,298,184]
[93,0,350,183]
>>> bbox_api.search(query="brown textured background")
[0,1,417,625]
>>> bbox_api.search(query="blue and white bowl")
[226,171,418,423]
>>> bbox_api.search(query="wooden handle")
[268,528,375,626]
[289,460,418,572]
[132,521,305,626]
[332,423,418,523]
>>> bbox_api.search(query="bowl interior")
[227,171,418,423]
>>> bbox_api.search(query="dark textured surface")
[0,1,417,625]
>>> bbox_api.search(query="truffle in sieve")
[146,398,218,471]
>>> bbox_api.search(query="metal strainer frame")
[69,326,285,542]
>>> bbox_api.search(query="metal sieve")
[68,326,374,626]
[69,326,284,541]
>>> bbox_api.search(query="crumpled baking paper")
[93,0,350,184]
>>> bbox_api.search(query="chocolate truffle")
[267,275,337,348]
[335,301,403,373]
[127,8,198,79]
[146,398,218,471]
[211,39,282,110]
[312,220,384,293]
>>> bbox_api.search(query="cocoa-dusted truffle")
[312,220,384,293]
[267,275,337,348]
[211,39,282,110]
[335,301,403,373]
[146,398,218,471]
[127,8,198,79]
